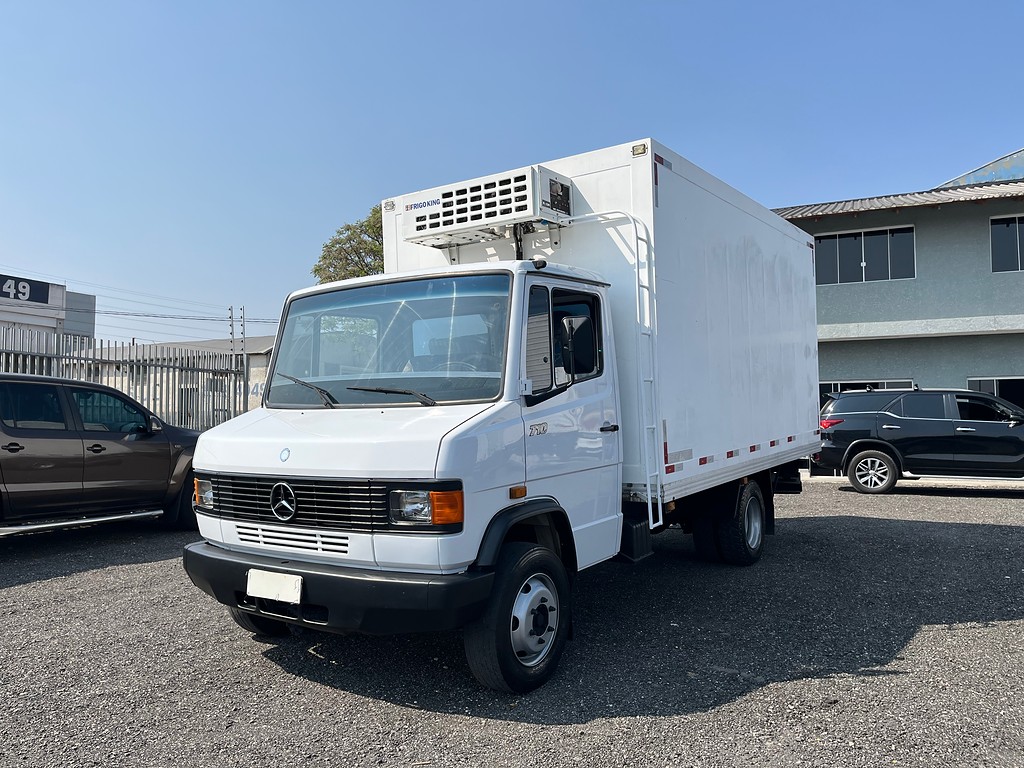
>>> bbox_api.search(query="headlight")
[194,479,214,510]
[389,489,464,527]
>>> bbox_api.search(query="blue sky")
[2,1,1022,342]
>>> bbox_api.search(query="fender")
[163,445,196,509]
[841,439,904,473]
[474,498,577,574]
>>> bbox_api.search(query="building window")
[967,377,1024,410]
[815,227,915,286]
[818,379,913,409]
[991,216,1023,272]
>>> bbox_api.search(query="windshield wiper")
[347,385,437,407]
[274,372,338,408]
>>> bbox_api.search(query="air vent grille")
[398,165,571,247]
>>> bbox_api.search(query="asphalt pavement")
[2,476,1022,767]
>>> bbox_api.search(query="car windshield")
[266,274,511,408]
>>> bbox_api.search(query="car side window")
[71,389,147,433]
[898,393,946,419]
[956,396,1010,422]
[0,383,70,430]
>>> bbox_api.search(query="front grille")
[203,474,389,533]
[235,522,349,554]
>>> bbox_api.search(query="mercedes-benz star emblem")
[270,482,298,522]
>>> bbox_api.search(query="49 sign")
[0,274,49,304]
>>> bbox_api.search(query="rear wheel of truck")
[227,607,290,637]
[715,481,765,566]
[463,542,571,693]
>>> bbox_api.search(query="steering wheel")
[432,361,478,371]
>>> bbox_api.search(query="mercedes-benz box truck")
[183,139,819,692]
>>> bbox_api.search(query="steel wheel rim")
[855,457,890,489]
[509,572,558,667]
[745,494,763,550]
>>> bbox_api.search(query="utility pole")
[241,305,249,413]
[228,306,236,417]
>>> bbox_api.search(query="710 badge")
[0,274,49,304]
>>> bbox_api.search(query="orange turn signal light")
[430,490,464,525]
[509,485,527,500]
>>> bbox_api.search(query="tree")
[312,204,384,283]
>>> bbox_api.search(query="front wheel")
[227,607,290,637]
[847,450,898,494]
[463,543,571,693]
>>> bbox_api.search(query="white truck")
[183,139,819,692]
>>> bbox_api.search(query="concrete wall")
[64,291,96,337]
[800,198,1024,327]
[818,333,1024,388]
[790,198,1024,401]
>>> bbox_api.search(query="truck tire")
[847,450,898,494]
[463,542,571,693]
[227,607,290,637]
[715,481,765,566]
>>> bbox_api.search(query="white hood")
[195,404,494,478]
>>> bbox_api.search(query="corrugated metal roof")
[773,180,1024,220]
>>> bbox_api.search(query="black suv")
[814,388,1024,493]
[0,373,200,536]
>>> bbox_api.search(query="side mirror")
[149,416,163,433]
[560,315,596,381]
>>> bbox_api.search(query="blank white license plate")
[246,569,302,604]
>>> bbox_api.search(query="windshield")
[267,274,511,407]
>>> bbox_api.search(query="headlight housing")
[389,488,463,531]
[194,479,214,510]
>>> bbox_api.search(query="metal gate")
[0,328,245,430]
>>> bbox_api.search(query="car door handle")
[880,424,901,430]
[600,424,619,433]
[955,427,976,433]
[86,444,107,453]
[1,442,25,453]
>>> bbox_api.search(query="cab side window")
[0,383,69,431]
[71,389,147,433]
[524,285,603,399]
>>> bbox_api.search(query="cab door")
[521,280,621,569]
[0,381,84,520]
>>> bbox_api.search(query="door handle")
[1,442,25,453]
[881,424,901,430]
[600,424,619,433]
[86,444,107,453]
[955,427,976,433]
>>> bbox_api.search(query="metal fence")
[0,328,245,430]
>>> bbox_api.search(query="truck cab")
[185,260,622,691]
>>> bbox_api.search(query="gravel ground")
[2,477,1023,768]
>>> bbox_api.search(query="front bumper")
[182,541,494,635]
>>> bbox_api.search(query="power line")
[0,262,226,310]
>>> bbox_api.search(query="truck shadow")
[0,522,195,589]
[261,514,1024,724]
